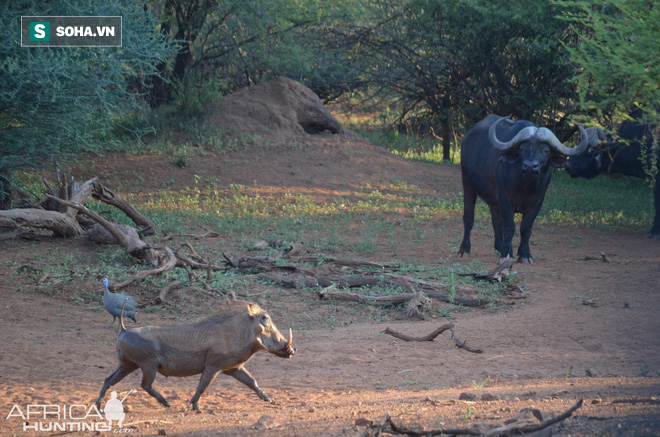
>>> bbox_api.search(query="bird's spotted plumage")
[102,278,137,329]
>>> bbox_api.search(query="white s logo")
[35,24,46,39]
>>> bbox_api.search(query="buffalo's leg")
[518,201,544,263]
[498,193,516,259]
[489,205,504,255]
[459,183,478,256]
[95,361,138,407]
[224,367,272,402]
[139,364,170,407]
[190,367,219,411]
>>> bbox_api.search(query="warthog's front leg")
[223,367,272,402]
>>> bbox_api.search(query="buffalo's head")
[565,127,607,179]
[489,117,590,179]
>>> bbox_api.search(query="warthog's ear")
[247,302,261,317]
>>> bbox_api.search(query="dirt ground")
[1,81,660,436]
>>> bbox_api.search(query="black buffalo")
[459,114,589,262]
[565,117,659,239]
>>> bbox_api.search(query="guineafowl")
[102,278,137,329]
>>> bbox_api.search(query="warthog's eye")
[260,314,271,327]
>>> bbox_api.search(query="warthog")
[95,301,296,410]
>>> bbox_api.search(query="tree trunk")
[441,98,452,162]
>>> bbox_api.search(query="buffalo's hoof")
[518,256,534,264]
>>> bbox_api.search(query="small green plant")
[470,376,492,388]
[464,406,475,420]
[639,363,651,377]
[437,309,452,317]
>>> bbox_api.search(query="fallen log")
[0,208,82,237]
[47,195,159,265]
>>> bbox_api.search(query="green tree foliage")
[555,0,659,125]
[555,0,659,181]
[0,0,173,203]
[146,0,326,105]
[327,0,578,160]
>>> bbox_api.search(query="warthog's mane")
[197,301,264,325]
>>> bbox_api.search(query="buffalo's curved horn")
[286,328,293,350]
[538,125,589,156]
[488,116,537,151]
[585,127,607,150]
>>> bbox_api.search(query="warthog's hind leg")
[190,367,220,411]
[96,361,139,407]
[139,364,170,407]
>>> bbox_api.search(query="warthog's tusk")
[286,328,293,351]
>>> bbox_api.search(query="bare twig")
[511,398,584,434]
[459,258,515,282]
[383,324,483,353]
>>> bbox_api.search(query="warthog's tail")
[119,298,128,333]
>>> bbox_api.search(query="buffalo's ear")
[550,156,568,168]
[499,153,520,164]
[247,302,261,317]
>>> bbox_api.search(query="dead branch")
[584,251,612,263]
[320,289,417,304]
[86,223,140,244]
[382,415,481,436]
[91,181,157,236]
[401,281,431,319]
[110,246,177,290]
[371,399,583,437]
[162,229,220,241]
[383,324,454,342]
[256,273,322,289]
[0,208,82,237]
[383,325,482,353]
[157,280,183,303]
[174,250,229,272]
[459,258,515,282]
[47,195,159,264]
[294,256,399,270]
[507,398,584,434]
[383,273,481,294]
